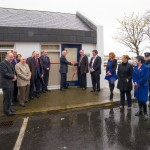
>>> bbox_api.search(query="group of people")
[0,50,50,116]
[105,52,150,121]
[0,48,149,121]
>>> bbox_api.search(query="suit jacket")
[33,58,44,79]
[106,59,117,74]
[40,55,51,72]
[11,58,19,68]
[89,56,102,74]
[59,55,71,73]
[26,56,35,81]
[15,62,31,87]
[0,59,15,89]
[78,55,89,74]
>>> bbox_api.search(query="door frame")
[61,44,82,86]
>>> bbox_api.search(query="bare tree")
[114,13,147,56]
[144,11,150,39]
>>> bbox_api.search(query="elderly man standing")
[75,50,89,90]
[34,51,44,98]
[26,51,35,100]
[15,56,31,107]
[40,50,51,92]
[59,50,72,91]
[0,52,16,116]
[11,50,19,104]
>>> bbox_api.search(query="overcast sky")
[0,0,150,56]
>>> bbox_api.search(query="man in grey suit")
[89,50,102,94]
[0,52,16,116]
[59,50,72,91]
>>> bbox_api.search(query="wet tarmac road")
[1,103,150,150]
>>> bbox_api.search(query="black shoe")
[10,108,16,112]
[42,90,46,93]
[60,88,65,91]
[6,112,15,116]
[135,111,143,116]
[110,93,113,100]
[19,103,25,107]
[29,97,34,100]
[11,103,15,106]
[35,94,40,98]
[90,90,95,92]
[143,114,148,121]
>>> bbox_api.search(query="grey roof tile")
[0,7,91,31]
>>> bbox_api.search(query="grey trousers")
[18,85,30,104]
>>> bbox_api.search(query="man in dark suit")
[40,50,51,92]
[26,51,35,100]
[89,50,102,94]
[76,50,89,90]
[59,50,72,91]
[34,51,44,98]
[0,52,16,116]
[11,50,19,104]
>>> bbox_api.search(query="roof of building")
[0,7,91,31]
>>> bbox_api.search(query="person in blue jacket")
[133,56,149,121]
[144,52,150,106]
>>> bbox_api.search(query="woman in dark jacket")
[117,55,133,109]
[105,52,117,100]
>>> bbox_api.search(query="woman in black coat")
[117,55,133,109]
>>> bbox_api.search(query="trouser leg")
[81,73,87,89]
[120,90,125,106]
[29,78,34,98]
[2,88,13,114]
[60,73,66,89]
[44,71,49,90]
[19,86,26,104]
[126,91,132,107]
[142,102,147,114]
[91,73,96,91]
[35,77,41,94]
[95,74,100,91]
[25,85,30,101]
[138,101,143,112]
[13,81,18,102]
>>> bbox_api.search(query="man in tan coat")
[15,56,31,107]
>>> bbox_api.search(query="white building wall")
[82,43,96,87]
[15,42,41,57]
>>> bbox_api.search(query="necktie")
[36,58,39,67]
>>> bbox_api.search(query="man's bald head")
[79,50,84,56]
[20,56,26,64]
[6,52,14,62]
[62,50,67,56]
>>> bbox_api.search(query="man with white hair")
[59,50,72,91]
[15,56,31,107]
[33,51,44,98]
[0,53,16,116]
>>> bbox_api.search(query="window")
[0,44,14,62]
[41,45,60,52]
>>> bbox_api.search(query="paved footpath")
[0,87,122,117]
